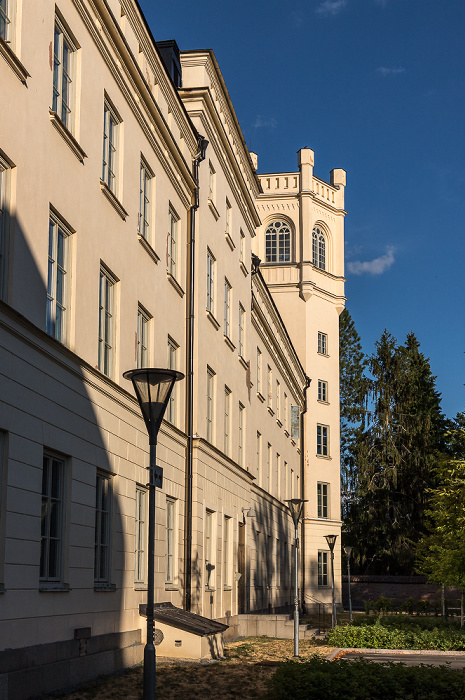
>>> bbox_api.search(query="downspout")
[300,375,311,612]
[185,134,208,612]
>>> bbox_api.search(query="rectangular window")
[257,348,262,395]
[102,100,119,194]
[276,538,281,588]
[94,472,111,584]
[240,229,245,263]
[0,0,11,42]
[225,199,232,236]
[318,331,327,355]
[284,461,288,500]
[291,405,300,439]
[318,380,328,403]
[98,266,116,377]
[134,486,146,585]
[317,424,329,456]
[46,213,70,343]
[276,453,281,500]
[267,442,272,492]
[137,305,150,369]
[139,158,153,241]
[40,453,64,582]
[168,205,179,279]
[205,510,214,589]
[256,431,261,485]
[206,249,215,313]
[206,367,215,443]
[317,482,329,519]
[208,161,215,203]
[238,403,245,467]
[52,17,76,130]
[224,278,231,338]
[223,516,231,588]
[267,365,272,409]
[276,380,280,421]
[167,337,179,425]
[224,386,231,456]
[318,551,328,586]
[166,498,175,584]
[284,393,288,431]
[238,303,245,357]
[0,158,10,300]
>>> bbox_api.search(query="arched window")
[312,226,326,270]
[265,220,291,263]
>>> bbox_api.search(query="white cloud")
[376,66,406,77]
[253,115,277,129]
[347,246,396,276]
[315,0,348,17]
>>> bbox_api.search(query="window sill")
[138,234,159,263]
[167,272,185,297]
[317,352,330,358]
[225,232,235,251]
[94,583,117,592]
[39,583,70,592]
[257,392,265,403]
[100,180,128,220]
[49,110,87,162]
[134,585,148,591]
[284,429,290,438]
[165,584,179,591]
[240,261,249,277]
[206,309,220,330]
[224,335,236,351]
[316,454,332,460]
[208,198,220,221]
[267,406,275,416]
[223,585,233,592]
[0,36,30,82]
[317,400,330,405]
[205,587,216,592]
[276,418,283,428]
[239,355,248,371]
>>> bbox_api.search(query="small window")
[318,551,328,586]
[206,367,215,443]
[168,205,179,279]
[265,220,291,263]
[318,332,327,355]
[94,472,111,585]
[102,99,120,194]
[317,424,329,456]
[52,17,76,131]
[166,498,176,584]
[238,403,245,467]
[238,304,245,357]
[137,305,150,369]
[318,380,328,403]
[139,158,153,241]
[40,453,65,582]
[224,386,231,456]
[312,226,326,270]
[224,279,231,338]
[98,265,116,377]
[208,161,216,203]
[206,249,215,314]
[134,486,146,585]
[167,337,179,425]
[225,199,232,237]
[47,212,71,343]
[317,482,329,518]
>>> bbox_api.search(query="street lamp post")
[325,534,338,629]
[284,498,308,657]
[123,368,184,700]
[343,546,353,622]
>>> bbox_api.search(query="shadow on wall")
[0,213,142,698]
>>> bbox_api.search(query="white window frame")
[317,482,329,519]
[167,337,179,425]
[238,303,245,357]
[317,424,329,456]
[94,471,112,586]
[206,367,215,443]
[318,551,329,587]
[40,452,65,583]
[225,199,232,237]
[139,157,153,242]
[208,161,216,203]
[98,265,117,377]
[224,386,231,456]
[168,204,179,280]
[265,220,291,263]
[206,248,215,314]
[137,305,150,369]
[312,226,326,270]
[52,16,76,131]
[0,0,12,44]
[224,278,231,338]
[134,486,147,585]
[102,98,120,194]
[318,331,328,355]
[166,497,176,585]
[47,211,72,344]
[318,379,328,403]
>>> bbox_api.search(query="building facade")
[0,0,344,696]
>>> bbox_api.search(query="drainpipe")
[300,375,311,612]
[185,134,208,612]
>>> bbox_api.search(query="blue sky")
[139,0,465,419]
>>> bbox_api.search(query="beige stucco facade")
[0,0,345,696]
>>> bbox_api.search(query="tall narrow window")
[276,380,280,421]
[318,551,328,586]
[0,158,9,300]
[225,199,232,237]
[267,365,272,409]
[256,431,261,485]
[0,432,5,588]
[137,306,150,369]
[238,403,245,467]
[208,161,216,203]
[223,516,231,588]
[312,226,326,270]
[276,453,281,500]
[317,482,329,518]
[206,367,215,443]
[139,159,153,241]
[102,100,119,194]
[257,348,262,395]
[94,472,111,585]
[318,331,328,355]
[318,380,328,402]
[224,279,231,338]
[0,0,11,42]
[205,510,214,589]
[47,214,70,343]
[98,266,116,377]
[224,386,231,456]
[166,498,175,584]
[267,443,272,492]
[168,205,179,279]
[284,461,288,500]
[284,393,288,432]
[265,220,291,262]
[240,229,245,263]
[52,18,75,130]
[206,249,215,313]
[40,454,64,582]
[167,338,178,425]
[238,304,245,357]
[317,424,329,456]
[134,486,146,585]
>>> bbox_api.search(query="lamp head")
[325,534,338,551]
[343,545,353,558]
[284,499,308,527]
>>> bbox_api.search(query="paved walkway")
[327,648,465,669]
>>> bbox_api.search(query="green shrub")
[267,657,465,700]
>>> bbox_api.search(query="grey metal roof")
[140,602,229,637]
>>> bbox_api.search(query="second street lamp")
[284,498,308,657]
[343,546,353,622]
[123,368,184,700]
[325,534,338,629]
